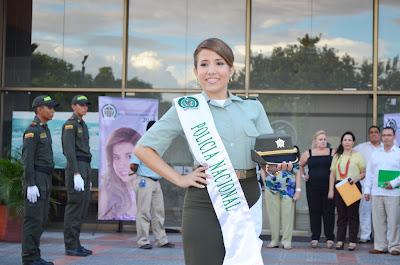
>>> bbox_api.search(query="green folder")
[378,170,400,189]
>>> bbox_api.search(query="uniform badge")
[68,117,74,120]
[25,133,34,138]
[65,125,73,129]
[78,128,83,133]
[275,138,285,148]
[30,122,37,127]
[39,133,47,138]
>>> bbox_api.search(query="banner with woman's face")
[98,96,158,220]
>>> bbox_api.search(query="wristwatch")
[295,188,301,192]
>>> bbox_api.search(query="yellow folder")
[335,178,362,207]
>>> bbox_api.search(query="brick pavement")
[1,229,400,265]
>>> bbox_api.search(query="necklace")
[338,151,352,179]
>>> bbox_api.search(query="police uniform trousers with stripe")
[22,171,52,263]
[64,160,91,250]
[133,175,168,247]
[182,176,259,265]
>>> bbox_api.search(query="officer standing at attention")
[62,95,92,257]
[21,95,59,265]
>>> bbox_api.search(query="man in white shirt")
[353,126,382,243]
[364,127,400,255]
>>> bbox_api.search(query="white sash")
[174,94,263,265]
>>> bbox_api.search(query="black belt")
[77,156,91,163]
[34,165,54,175]
[145,176,159,181]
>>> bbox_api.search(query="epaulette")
[68,117,74,120]
[237,95,258,100]
[30,122,37,127]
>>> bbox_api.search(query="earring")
[229,77,233,83]
[196,79,200,86]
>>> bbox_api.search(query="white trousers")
[372,196,400,252]
[359,194,372,240]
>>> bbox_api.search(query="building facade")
[1,0,399,231]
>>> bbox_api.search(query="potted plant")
[0,150,24,242]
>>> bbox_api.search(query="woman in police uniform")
[133,38,273,265]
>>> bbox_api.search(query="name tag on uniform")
[78,128,83,133]
[39,133,47,138]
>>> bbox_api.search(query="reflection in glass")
[378,96,400,128]
[378,1,400,91]
[5,0,124,88]
[257,94,370,153]
[128,0,246,89]
[247,0,373,91]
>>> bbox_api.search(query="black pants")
[306,185,335,241]
[64,161,91,250]
[334,182,361,243]
[22,172,52,263]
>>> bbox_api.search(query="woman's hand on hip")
[179,166,210,188]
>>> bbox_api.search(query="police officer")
[62,95,92,256]
[22,95,59,265]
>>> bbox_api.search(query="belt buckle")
[236,170,247,180]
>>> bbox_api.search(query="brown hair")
[193,38,234,68]
[99,127,142,220]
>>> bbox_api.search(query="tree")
[231,34,367,90]
[94,67,117,88]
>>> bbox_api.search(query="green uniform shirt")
[21,116,55,186]
[62,112,91,173]
[138,91,273,170]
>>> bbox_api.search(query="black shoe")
[39,258,54,265]
[161,242,175,248]
[80,246,93,255]
[66,247,89,256]
[140,244,153,249]
[23,259,43,265]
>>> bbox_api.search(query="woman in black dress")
[299,130,336,248]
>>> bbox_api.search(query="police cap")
[72,95,91,105]
[251,133,300,165]
[32,95,59,108]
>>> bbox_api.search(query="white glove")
[27,186,40,203]
[74,174,85,191]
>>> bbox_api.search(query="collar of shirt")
[72,112,83,123]
[377,144,397,153]
[201,90,242,107]
[34,116,47,128]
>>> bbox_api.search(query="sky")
[31,0,400,89]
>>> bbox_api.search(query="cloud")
[317,38,372,62]
[131,51,163,70]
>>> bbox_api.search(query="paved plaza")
[1,228,400,265]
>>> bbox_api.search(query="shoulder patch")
[30,122,37,127]
[65,125,74,129]
[237,95,258,100]
[68,117,74,120]
[25,133,34,138]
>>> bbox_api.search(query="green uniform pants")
[64,160,91,250]
[21,171,52,263]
